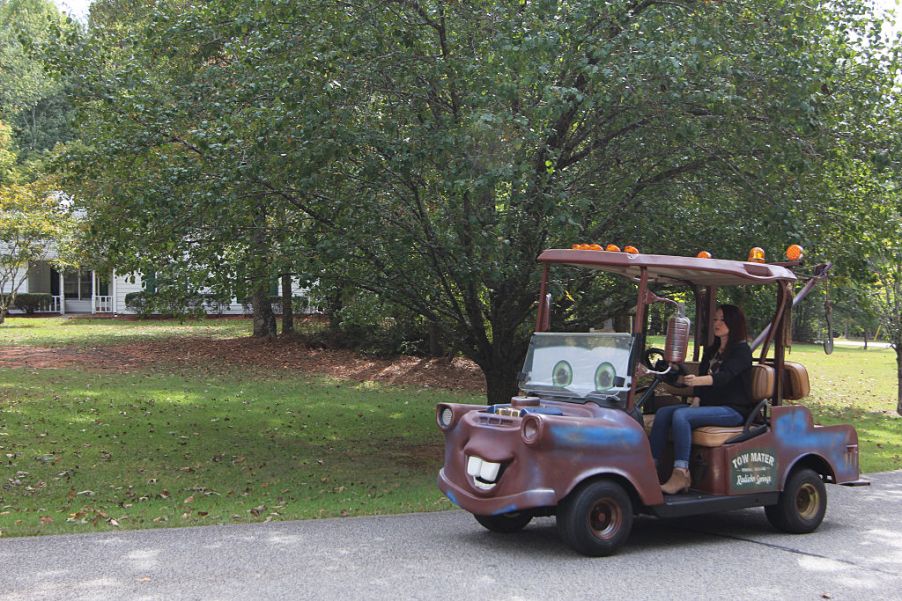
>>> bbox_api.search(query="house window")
[79,271,92,298]
[63,271,80,299]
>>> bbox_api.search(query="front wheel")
[765,467,827,533]
[557,480,633,556]
[474,511,532,533]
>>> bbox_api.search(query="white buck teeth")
[479,461,500,482]
[466,455,501,488]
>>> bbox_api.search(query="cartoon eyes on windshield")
[552,361,573,387]
[595,362,616,391]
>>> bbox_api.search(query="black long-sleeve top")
[697,341,754,417]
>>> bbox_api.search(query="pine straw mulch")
[0,335,486,393]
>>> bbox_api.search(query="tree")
[0,180,71,322]
[49,0,319,337]
[0,0,74,167]
[0,120,17,182]
[276,0,897,401]
[786,16,902,414]
[53,0,898,402]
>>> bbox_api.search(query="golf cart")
[436,245,868,556]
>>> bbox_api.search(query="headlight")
[437,405,454,429]
[521,415,542,445]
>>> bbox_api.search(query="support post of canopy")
[627,268,650,412]
[535,264,550,332]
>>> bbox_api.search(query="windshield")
[519,332,635,401]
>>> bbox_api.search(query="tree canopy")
[48,0,901,403]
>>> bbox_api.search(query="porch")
[27,261,115,314]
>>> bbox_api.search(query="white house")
[6,249,302,316]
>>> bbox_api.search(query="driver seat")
[691,364,775,447]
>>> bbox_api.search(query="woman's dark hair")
[719,304,748,347]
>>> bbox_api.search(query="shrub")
[124,291,153,317]
[12,293,53,314]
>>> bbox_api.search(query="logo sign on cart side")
[730,448,778,492]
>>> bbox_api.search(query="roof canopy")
[538,249,797,287]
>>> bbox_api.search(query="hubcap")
[588,498,622,540]
[796,483,820,520]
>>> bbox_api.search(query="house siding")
[7,259,314,316]
[1,266,29,294]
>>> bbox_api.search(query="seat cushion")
[643,416,745,447]
[692,425,743,447]
[750,364,775,401]
[782,362,810,400]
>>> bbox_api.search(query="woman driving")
[649,304,754,494]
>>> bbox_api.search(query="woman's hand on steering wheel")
[642,347,666,370]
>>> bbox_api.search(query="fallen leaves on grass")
[0,333,485,392]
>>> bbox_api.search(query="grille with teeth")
[467,455,505,490]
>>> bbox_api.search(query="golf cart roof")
[538,249,797,287]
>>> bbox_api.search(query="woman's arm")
[683,373,713,387]
[680,346,713,387]
[684,344,752,389]
[709,343,752,388]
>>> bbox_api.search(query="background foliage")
[21,0,901,404]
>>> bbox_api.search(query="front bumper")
[438,468,557,516]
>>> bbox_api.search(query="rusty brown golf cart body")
[436,248,867,556]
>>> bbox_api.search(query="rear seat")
[776,361,810,400]
[691,363,775,447]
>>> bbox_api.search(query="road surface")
[3,471,901,601]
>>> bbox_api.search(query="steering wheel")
[642,347,688,386]
[642,347,666,370]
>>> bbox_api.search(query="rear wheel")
[765,467,827,533]
[557,480,633,556]
[474,511,532,533]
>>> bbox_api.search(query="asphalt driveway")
[3,471,901,601]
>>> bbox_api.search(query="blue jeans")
[649,405,743,469]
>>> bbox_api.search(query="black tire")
[557,480,633,557]
[474,511,533,533]
[765,467,827,534]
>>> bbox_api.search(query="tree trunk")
[252,286,276,338]
[0,306,6,325]
[326,288,343,333]
[281,273,294,335]
[428,321,443,357]
[863,330,868,350]
[473,321,532,404]
[483,363,521,405]
[249,203,275,339]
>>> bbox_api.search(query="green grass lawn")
[0,367,468,537]
[0,315,254,347]
[787,344,902,473]
[0,317,899,537]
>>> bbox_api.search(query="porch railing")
[94,295,113,313]
[49,295,62,313]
